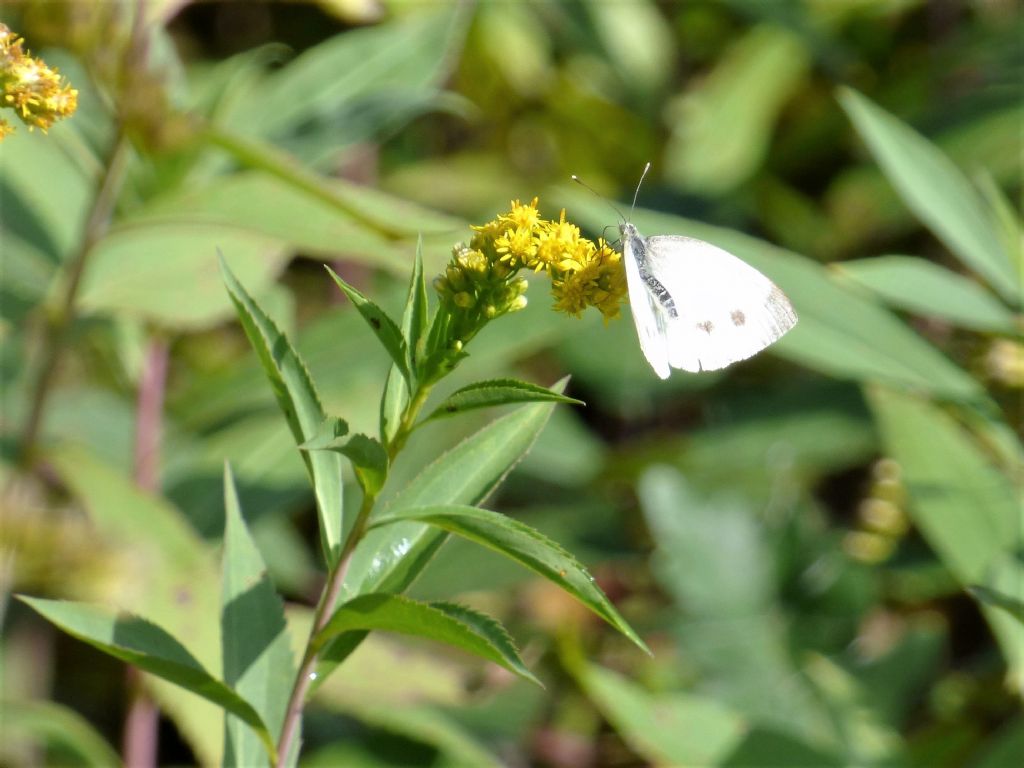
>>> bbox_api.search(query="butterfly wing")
[643,235,797,373]
[623,235,672,379]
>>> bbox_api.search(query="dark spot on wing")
[731,310,746,326]
[697,321,713,334]
[370,317,381,329]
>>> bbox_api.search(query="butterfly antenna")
[629,161,651,219]
[571,174,626,223]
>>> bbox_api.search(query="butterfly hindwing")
[641,235,797,373]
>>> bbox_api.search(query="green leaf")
[838,88,1020,304]
[570,661,745,766]
[832,256,1017,333]
[18,597,276,762]
[313,594,540,686]
[314,702,501,768]
[371,504,646,653]
[975,171,1024,280]
[314,390,564,684]
[325,265,409,382]
[130,167,464,270]
[223,7,467,141]
[0,699,121,767]
[867,387,1024,686]
[379,363,409,447]
[424,379,584,422]
[78,225,288,331]
[665,25,810,195]
[302,424,389,496]
[403,237,429,380]
[221,257,344,565]
[221,465,295,767]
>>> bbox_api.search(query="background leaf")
[839,88,1020,304]
[832,256,1017,333]
[867,387,1024,688]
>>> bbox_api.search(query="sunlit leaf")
[221,465,295,767]
[325,265,409,382]
[314,593,540,686]
[222,258,344,565]
[371,504,646,652]
[423,379,583,422]
[18,597,276,762]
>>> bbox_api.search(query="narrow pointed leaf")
[425,379,584,422]
[380,363,408,447]
[18,597,276,762]
[302,430,389,496]
[221,257,344,565]
[402,237,429,379]
[313,593,539,686]
[839,88,1020,304]
[325,265,409,381]
[371,504,647,653]
[221,465,295,767]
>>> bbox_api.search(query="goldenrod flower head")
[0,24,78,139]
[438,198,627,329]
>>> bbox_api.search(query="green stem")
[274,489,373,768]
[275,380,429,766]
[387,384,433,461]
[203,124,409,240]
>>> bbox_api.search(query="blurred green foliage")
[1,0,1021,766]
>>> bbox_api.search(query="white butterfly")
[620,222,798,378]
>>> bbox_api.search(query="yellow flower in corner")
[0,24,78,140]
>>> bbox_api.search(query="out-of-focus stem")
[17,135,130,468]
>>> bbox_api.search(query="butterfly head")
[620,221,638,240]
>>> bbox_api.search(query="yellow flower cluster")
[436,198,626,324]
[0,24,78,140]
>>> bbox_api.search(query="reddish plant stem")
[133,338,168,491]
[274,516,362,768]
[121,336,169,768]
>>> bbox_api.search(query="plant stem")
[121,336,168,768]
[17,134,131,468]
[203,125,409,240]
[274,490,373,768]
[274,380,431,766]
[387,385,433,461]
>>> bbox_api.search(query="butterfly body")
[620,222,798,378]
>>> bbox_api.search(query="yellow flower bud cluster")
[0,24,78,140]
[436,197,627,325]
